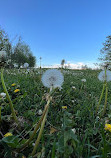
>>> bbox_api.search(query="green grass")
[0,68,111,158]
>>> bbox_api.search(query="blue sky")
[0,0,111,68]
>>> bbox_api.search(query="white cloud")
[37,61,99,69]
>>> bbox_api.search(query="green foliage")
[0,26,12,65]
[12,37,36,67]
[99,35,111,67]
[0,68,111,158]
[0,26,36,68]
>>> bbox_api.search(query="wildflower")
[81,79,86,82]
[62,106,67,109]
[11,83,16,86]
[14,89,20,93]
[24,63,29,68]
[4,132,13,137]
[32,143,35,146]
[98,70,111,82]
[41,69,64,88]
[38,109,43,115]
[0,92,6,98]
[72,86,76,90]
[71,128,76,134]
[104,123,111,132]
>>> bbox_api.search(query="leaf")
[51,140,56,158]
[56,135,64,153]
[89,156,101,158]
[85,144,98,151]
[64,129,79,146]
[2,136,20,148]
[50,127,57,134]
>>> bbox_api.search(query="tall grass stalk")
[18,97,51,151]
[96,83,106,114]
[31,96,51,156]
[1,68,18,123]
[102,85,108,116]
[51,140,56,158]
[18,88,54,152]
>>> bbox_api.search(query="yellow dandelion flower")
[4,132,13,137]
[11,83,16,86]
[14,89,20,93]
[62,106,67,109]
[104,123,111,132]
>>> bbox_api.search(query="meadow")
[0,68,111,158]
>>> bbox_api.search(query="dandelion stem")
[105,68,107,83]
[81,83,83,90]
[63,110,65,158]
[96,83,106,114]
[31,96,51,156]
[1,68,18,123]
[18,95,52,151]
[102,85,108,116]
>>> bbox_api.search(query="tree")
[28,53,36,67]
[61,59,65,69]
[0,26,12,59]
[0,27,8,51]
[12,37,36,68]
[81,65,88,70]
[99,35,111,68]
[0,27,36,68]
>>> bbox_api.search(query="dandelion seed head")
[81,78,86,82]
[41,69,64,88]
[72,86,76,90]
[0,92,6,98]
[38,109,43,115]
[98,70,111,82]
[71,128,76,134]
[24,63,29,68]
